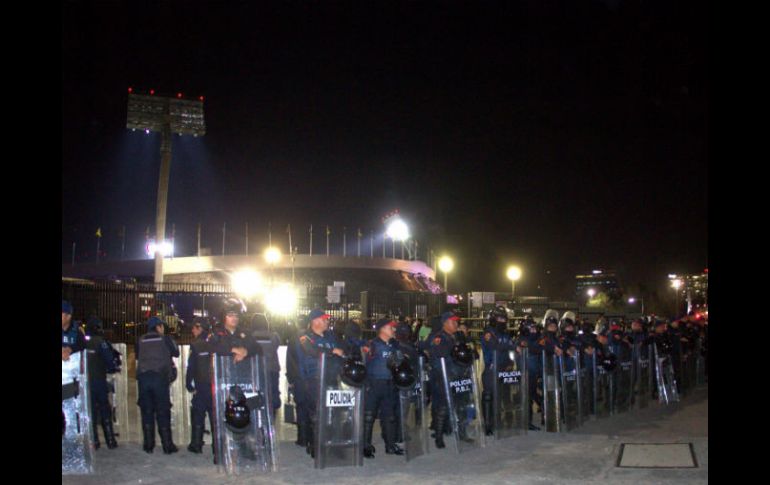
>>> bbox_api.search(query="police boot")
[306,420,315,458]
[363,411,376,458]
[142,423,155,454]
[102,418,118,449]
[384,417,404,455]
[92,420,101,450]
[159,427,179,454]
[482,394,494,436]
[434,408,447,449]
[188,424,204,453]
[295,421,306,447]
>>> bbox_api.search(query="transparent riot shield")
[107,343,130,443]
[695,337,706,386]
[492,348,528,440]
[315,352,364,469]
[653,343,680,404]
[614,345,633,414]
[687,347,698,391]
[399,356,428,461]
[440,357,485,453]
[633,343,651,410]
[170,345,190,446]
[542,353,561,432]
[591,352,611,418]
[579,354,592,422]
[557,353,579,431]
[212,354,277,475]
[62,351,94,475]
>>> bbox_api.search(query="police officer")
[62,300,86,361]
[84,316,119,450]
[212,298,261,361]
[297,309,345,457]
[428,311,461,449]
[249,313,282,419]
[481,306,515,436]
[136,316,180,454]
[515,314,543,430]
[363,318,404,458]
[341,320,366,361]
[186,317,216,457]
[285,316,305,447]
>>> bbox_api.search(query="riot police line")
[63,297,708,476]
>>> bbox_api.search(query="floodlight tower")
[126,89,205,284]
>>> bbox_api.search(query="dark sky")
[62,0,708,298]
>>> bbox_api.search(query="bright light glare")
[146,240,173,257]
[506,266,522,281]
[264,247,281,264]
[586,288,596,297]
[671,279,683,289]
[385,219,410,241]
[231,270,264,298]
[628,297,636,304]
[265,284,298,315]
[438,256,454,273]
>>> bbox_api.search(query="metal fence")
[62,278,447,345]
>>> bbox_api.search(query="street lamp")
[587,288,596,298]
[438,256,454,292]
[386,218,410,259]
[506,265,522,297]
[628,296,645,315]
[264,247,281,284]
[671,278,683,316]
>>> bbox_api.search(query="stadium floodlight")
[231,269,264,298]
[265,284,298,316]
[385,219,410,241]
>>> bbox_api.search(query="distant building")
[669,270,708,314]
[575,269,622,301]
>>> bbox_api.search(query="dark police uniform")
[186,328,216,455]
[136,322,180,454]
[62,321,86,354]
[85,325,119,449]
[297,328,340,456]
[428,328,457,447]
[251,328,282,415]
[364,335,402,456]
[481,323,515,435]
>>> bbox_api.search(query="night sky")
[62,1,708,298]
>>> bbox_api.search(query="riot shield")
[315,352,364,469]
[579,354,592,422]
[440,357,485,453]
[591,352,611,418]
[62,351,95,475]
[632,343,651,410]
[170,345,189,446]
[541,353,561,432]
[107,343,130,443]
[653,343,680,404]
[212,354,277,475]
[491,348,528,440]
[399,356,428,461]
[557,353,579,431]
[613,345,633,414]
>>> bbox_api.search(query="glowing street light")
[264,284,298,316]
[506,265,522,296]
[671,278,683,316]
[386,218,410,259]
[231,269,264,298]
[438,256,454,292]
[264,247,282,264]
[586,288,596,298]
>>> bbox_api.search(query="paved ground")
[63,384,707,484]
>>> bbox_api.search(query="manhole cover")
[616,443,698,468]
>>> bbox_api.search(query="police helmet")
[192,316,212,332]
[543,309,560,330]
[451,343,474,366]
[85,316,103,334]
[249,313,270,333]
[489,305,508,324]
[341,358,367,387]
[391,359,416,389]
[559,311,576,333]
[222,297,246,320]
[344,321,362,340]
[224,385,250,432]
